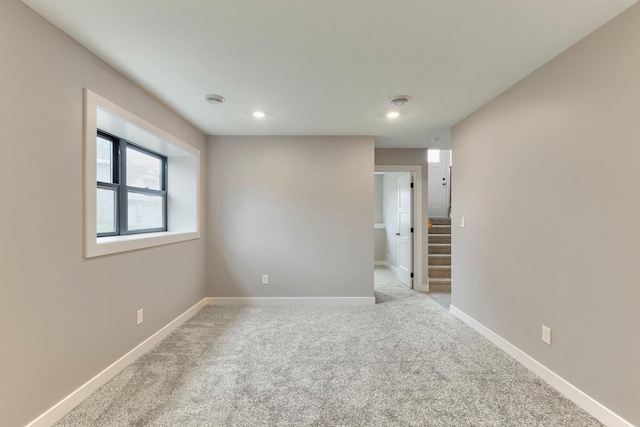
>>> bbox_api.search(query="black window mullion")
[125,187,166,197]
[118,139,129,234]
[164,160,168,231]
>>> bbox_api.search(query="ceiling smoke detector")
[205,94,225,105]
[390,96,409,106]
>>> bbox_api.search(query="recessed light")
[386,111,400,119]
[252,111,266,118]
[205,94,225,105]
[390,96,409,106]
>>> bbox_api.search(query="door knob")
[396,233,400,236]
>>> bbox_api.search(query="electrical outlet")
[137,309,143,325]
[262,274,269,285]
[460,216,465,227]
[542,325,551,345]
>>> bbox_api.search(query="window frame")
[96,130,168,237]
[85,89,200,259]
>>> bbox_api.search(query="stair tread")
[429,266,451,269]
[428,254,451,256]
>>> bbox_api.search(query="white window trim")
[84,89,200,258]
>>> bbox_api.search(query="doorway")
[427,149,452,308]
[373,165,425,292]
[428,149,451,217]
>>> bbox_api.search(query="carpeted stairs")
[429,217,451,292]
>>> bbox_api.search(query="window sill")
[87,230,199,258]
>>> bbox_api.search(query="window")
[96,131,168,237]
[427,149,440,163]
[85,89,200,258]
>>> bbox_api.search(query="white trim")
[374,261,387,266]
[449,306,634,427]
[375,165,423,291]
[84,89,201,258]
[386,262,399,275]
[415,279,429,293]
[27,298,208,427]
[92,231,200,257]
[374,223,386,229]
[207,297,376,306]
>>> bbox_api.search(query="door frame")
[375,165,427,292]
[427,149,450,218]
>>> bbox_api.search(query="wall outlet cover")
[542,325,551,345]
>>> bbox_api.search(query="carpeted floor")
[55,268,602,426]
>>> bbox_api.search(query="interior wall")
[375,149,428,285]
[381,173,405,267]
[451,4,640,425]
[206,136,374,298]
[373,174,384,223]
[0,2,207,426]
[373,175,386,262]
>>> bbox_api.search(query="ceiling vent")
[205,94,225,105]
[390,96,409,106]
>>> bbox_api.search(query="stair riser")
[430,218,451,225]
[428,269,451,279]
[429,284,451,293]
[428,256,451,266]
[428,246,451,254]
[429,235,451,244]
[429,227,451,235]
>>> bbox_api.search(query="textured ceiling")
[21,0,638,148]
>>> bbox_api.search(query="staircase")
[428,217,451,292]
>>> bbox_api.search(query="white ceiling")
[22,0,637,148]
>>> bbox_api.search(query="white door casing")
[397,173,413,288]
[374,165,426,293]
[428,150,450,217]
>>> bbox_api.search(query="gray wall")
[207,136,374,298]
[374,229,386,262]
[373,174,386,262]
[0,2,207,426]
[375,149,429,285]
[451,4,640,425]
[373,174,384,223]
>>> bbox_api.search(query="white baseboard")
[449,305,633,427]
[27,298,208,427]
[385,262,399,275]
[415,281,429,292]
[374,261,386,266]
[206,296,375,306]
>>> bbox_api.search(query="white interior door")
[397,173,413,288]
[428,150,450,217]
